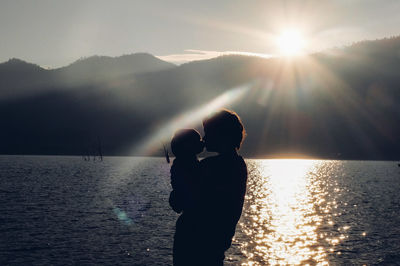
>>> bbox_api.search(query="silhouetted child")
[168,128,204,213]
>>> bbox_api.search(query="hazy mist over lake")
[1,37,400,160]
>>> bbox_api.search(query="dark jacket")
[197,152,248,249]
[170,152,247,265]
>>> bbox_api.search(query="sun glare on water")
[276,29,306,56]
[234,160,348,265]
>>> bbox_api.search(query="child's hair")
[171,129,204,157]
[203,109,245,150]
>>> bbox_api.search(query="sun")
[276,30,306,56]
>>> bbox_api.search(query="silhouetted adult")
[170,109,247,266]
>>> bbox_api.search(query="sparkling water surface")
[0,156,399,265]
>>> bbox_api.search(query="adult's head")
[171,128,204,157]
[202,109,245,153]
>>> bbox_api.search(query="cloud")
[157,49,274,64]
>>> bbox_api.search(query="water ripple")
[1,156,400,265]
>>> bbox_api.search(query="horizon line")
[1,34,399,69]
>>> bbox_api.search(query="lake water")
[0,156,399,265]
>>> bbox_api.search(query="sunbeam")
[130,83,253,156]
[102,83,254,224]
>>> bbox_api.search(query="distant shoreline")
[0,154,398,162]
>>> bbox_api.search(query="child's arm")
[169,161,184,213]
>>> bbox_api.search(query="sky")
[1,0,400,68]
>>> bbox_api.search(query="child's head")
[171,129,204,157]
[202,109,245,153]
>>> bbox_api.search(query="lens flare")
[130,83,252,156]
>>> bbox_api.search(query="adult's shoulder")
[199,155,220,165]
[236,154,247,167]
[199,155,222,175]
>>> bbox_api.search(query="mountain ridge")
[1,36,400,159]
[0,53,176,99]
